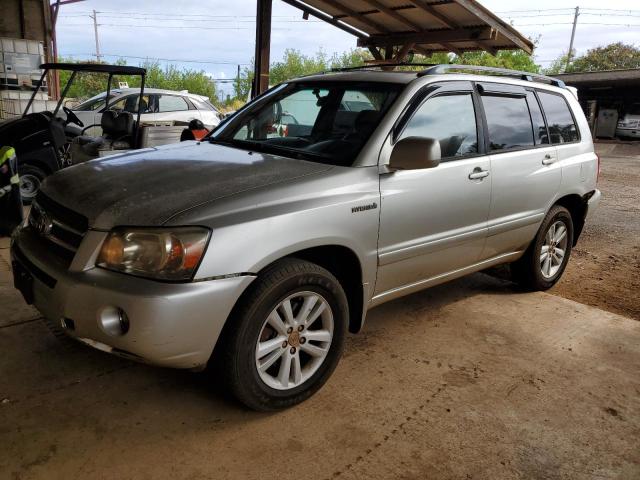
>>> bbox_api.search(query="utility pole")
[91,10,102,62]
[236,64,240,96]
[565,6,579,71]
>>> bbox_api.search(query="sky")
[54,0,640,97]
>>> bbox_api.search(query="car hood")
[40,142,333,230]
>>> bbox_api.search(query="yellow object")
[0,146,16,166]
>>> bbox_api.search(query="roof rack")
[330,63,437,73]
[418,64,566,88]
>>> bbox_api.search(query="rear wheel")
[18,164,47,205]
[512,205,573,290]
[219,258,348,411]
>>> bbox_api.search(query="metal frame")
[418,64,566,88]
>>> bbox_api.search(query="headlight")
[97,227,210,281]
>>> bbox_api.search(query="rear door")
[154,94,199,124]
[479,83,561,258]
[376,82,492,297]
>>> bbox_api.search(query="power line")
[61,53,251,65]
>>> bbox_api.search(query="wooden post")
[252,0,272,98]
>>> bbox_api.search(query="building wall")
[0,0,52,42]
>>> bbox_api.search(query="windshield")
[74,93,117,111]
[210,82,401,166]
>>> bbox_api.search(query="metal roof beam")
[450,0,533,54]
[358,27,496,48]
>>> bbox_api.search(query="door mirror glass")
[389,136,441,170]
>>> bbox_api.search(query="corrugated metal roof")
[285,0,533,57]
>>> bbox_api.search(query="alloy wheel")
[540,220,569,279]
[255,291,333,390]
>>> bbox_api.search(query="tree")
[453,49,540,73]
[568,42,640,72]
[56,58,217,104]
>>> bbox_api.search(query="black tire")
[218,258,349,411]
[18,164,47,205]
[511,205,574,290]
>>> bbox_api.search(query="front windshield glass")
[74,93,116,111]
[211,82,401,166]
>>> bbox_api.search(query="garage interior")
[1,1,639,479]
[556,69,640,140]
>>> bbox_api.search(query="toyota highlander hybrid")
[11,65,601,410]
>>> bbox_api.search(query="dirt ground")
[1,143,639,479]
[551,144,640,320]
[1,265,639,480]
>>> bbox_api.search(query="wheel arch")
[554,193,588,246]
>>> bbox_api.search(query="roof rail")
[418,64,566,88]
[330,63,437,73]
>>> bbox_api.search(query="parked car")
[11,65,601,411]
[616,103,640,139]
[72,87,221,134]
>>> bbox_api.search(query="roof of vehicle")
[81,88,212,101]
[40,62,146,75]
[291,65,567,90]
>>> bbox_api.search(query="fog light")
[98,306,130,336]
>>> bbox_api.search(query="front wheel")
[511,205,573,290]
[18,164,47,205]
[219,258,348,411]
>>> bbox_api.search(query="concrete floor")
[1,237,639,479]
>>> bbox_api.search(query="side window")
[481,95,534,151]
[527,92,549,145]
[538,92,579,144]
[399,93,478,159]
[158,95,189,113]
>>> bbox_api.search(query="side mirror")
[389,136,441,170]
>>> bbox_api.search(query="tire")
[18,164,47,205]
[511,205,573,290]
[219,258,349,411]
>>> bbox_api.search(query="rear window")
[481,95,534,151]
[538,92,579,144]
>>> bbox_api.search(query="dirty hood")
[40,142,332,229]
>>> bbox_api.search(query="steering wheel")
[63,106,84,128]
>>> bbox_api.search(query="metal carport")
[253,0,534,96]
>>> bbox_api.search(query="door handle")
[542,154,557,165]
[468,168,490,180]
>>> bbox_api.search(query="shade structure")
[282,0,533,61]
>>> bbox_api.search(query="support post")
[565,6,579,71]
[91,10,102,62]
[252,0,272,98]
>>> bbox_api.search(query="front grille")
[28,193,88,267]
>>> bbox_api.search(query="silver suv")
[11,65,601,410]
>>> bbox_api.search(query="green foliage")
[56,57,217,104]
[546,43,640,74]
[453,49,540,73]
[544,51,573,75]
[568,42,640,72]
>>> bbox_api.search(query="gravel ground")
[550,146,640,320]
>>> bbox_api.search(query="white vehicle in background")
[71,88,221,134]
[616,103,640,139]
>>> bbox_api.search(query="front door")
[375,82,491,298]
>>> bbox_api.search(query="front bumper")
[615,128,640,139]
[11,226,254,369]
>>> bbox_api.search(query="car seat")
[71,110,134,163]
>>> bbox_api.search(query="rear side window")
[400,93,478,159]
[158,95,189,113]
[538,92,579,144]
[527,92,549,145]
[481,95,534,151]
